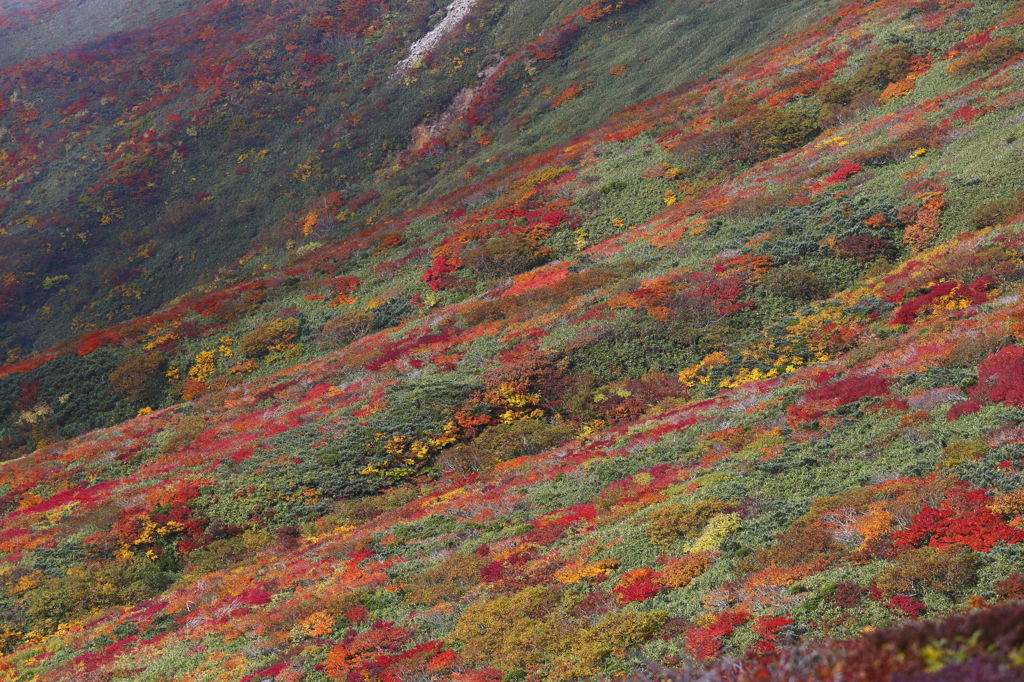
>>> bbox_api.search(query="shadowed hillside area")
[1,1,1024,680]
[0,0,200,68]
[0,0,834,355]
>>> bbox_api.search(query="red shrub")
[837,234,891,261]
[753,614,794,653]
[832,581,867,607]
[995,573,1024,601]
[970,345,1024,407]
[892,277,992,325]
[685,610,750,661]
[888,594,926,617]
[613,568,662,603]
[824,160,864,185]
[893,486,1024,552]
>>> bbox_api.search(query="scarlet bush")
[970,345,1024,407]
[893,486,1024,552]
[684,609,750,661]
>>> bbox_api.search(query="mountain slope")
[0,0,834,356]
[1,0,1024,680]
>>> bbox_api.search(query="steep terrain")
[0,0,831,355]
[1,0,1024,680]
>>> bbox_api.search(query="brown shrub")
[159,413,207,454]
[968,194,1024,229]
[948,36,1021,75]
[875,546,976,597]
[761,265,828,301]
[851,45,912,90]
[109,352,166,401]
[405,551,489,606]
[660,552,713,589]
[238,316,301,358]
[747,520,843,569]
[832,581,867,607]
[837,234,892,261]
[317,312,376,347]
[436,419,576,475]
[463,234,548,277]
[851,138,928,166]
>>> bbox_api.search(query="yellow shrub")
[646,498,730,545]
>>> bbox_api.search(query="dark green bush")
[760,265,829,301]
[22,555,175,624]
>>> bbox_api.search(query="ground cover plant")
[1,0,1024,679]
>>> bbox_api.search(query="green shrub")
[451,586,566,670]
[404,551,488,605]
[968,194,1024,229]
[761,266,829,301]
[159,414,207,454]
[818,45,911,125]
[646,498,730,545]
[550,610,667,679]
[747,107,821,158]
[818,80,858,107]
[22,556,175,624]
[184,535,250,573]
[940,441,989,469]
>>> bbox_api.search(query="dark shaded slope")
[0,0,834,356]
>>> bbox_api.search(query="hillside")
[1,0,1024,680]
[0,0,831,355]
